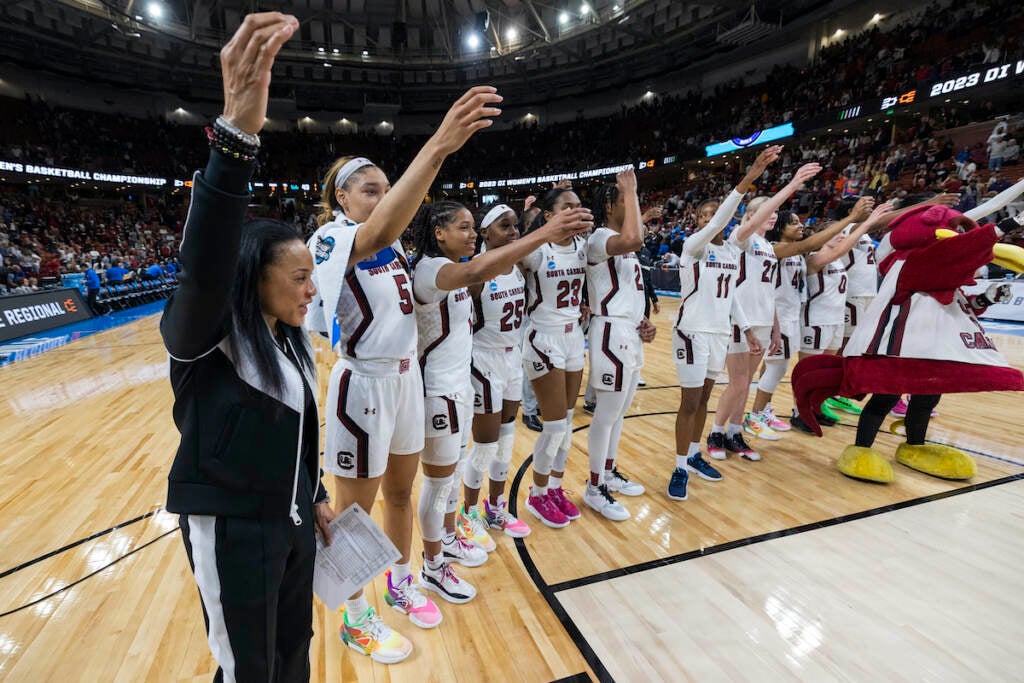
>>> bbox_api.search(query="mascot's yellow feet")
[837,445,894,484]
[895,443,977,480]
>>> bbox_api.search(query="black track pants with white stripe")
[179,489,316,682]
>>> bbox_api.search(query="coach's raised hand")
[220,12,299,135]
[430,86,503,156]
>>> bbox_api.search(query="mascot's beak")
[935,228,1024,274]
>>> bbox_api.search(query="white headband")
[334,157,375,190]
[481,204,514,229]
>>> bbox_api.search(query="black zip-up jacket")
[161,151,327,523]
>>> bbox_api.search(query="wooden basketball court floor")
[2,298,1023,682]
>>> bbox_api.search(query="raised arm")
[434,208,594,290]
[965,177,1024,222]
[161,12,297,360]
[348,86,504,265]
[773,196,874,259]
[684,146,782,257]
[733,162,821,245]
[604,169,643,257]
[807,202,894,273]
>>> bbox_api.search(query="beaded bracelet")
[205,117,260,162]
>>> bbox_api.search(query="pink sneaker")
[383,569,442,629]
[483,497,532,538]
[762,404,791,432]
[525,490,569,528]
[547,487,581,520]
[890,398,908,417]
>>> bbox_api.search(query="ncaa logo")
[336,450,355,470]
[432,414,448,430]
[602,373,614,386]
[708,253,716,262]
[577,250,585,260]
[547,260,556,270]
[315,235,336,264]
[489,281,499,291]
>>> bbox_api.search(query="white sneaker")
[604,467,645,496]
[441,532,488,568]
[420,559,477,604]
[583,484,630,522]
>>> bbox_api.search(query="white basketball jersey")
[523,235,588,327]
[842,230,879,297]
[731,232,778,327]
[414,256,474,395]
[586,227,645,325]
[309,218,417,361]
[473,266,526,350]
[675,241,742,335]
[776,254,807,322]
[804,259,848,326]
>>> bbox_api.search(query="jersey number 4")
[556,278,583,309]
[500,299,525,331]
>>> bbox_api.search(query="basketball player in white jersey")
[668,148,776,501]
[791,202,895,432]
[520,188,594,528]
[708,162,821,459]
[310,86,502,663]
[748,199,875,435]
[411,200,592,600]
[463,205,532,541]
[581,169,655,521]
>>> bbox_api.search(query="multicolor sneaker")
[725,433,761,461]
[383,569,442,629]
[582,483,630,521]
[547,486,581,520]
[667,467,689,501]
[442,532,488,568]
[420,558,477,604]
[483,497,531,538]
[457,505,496,553]
[686,452,723,481]
[341,605,414,663]
[743,412,781,441]
[604,466,645,496]
[707,431,728,460]
[763,404,791,432]
[825,396,863,415]
[525,489,569,528]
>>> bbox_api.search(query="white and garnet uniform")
[414,255,475,465]
[673,241,750,388]
[802,259,847,352]
[586,227,645,392]
[471,265,526,414]
[310,216,424,480]
[842,229,878,337]
[769,254,807,360]
[729,231,778,353]
[521,235,588,380]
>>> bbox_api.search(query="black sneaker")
[522,414,543,432]
[582,401,596,415]
[816,412,838,426]
[686,453,723,481]
[706,431,727,460]
[790,415,815,433]
[724,433,761,461]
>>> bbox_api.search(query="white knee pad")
[561,409,575,452]
[757,357,789,394]
[491,426,515,482]
[446,457,468,514]
[421,433,462,467]
[470,440,499,472]
[418,474,452,542]
[532,418,567,476]
[552,410,574,472]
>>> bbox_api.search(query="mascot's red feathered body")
[792,204,1024,483]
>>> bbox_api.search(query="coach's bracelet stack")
[205,116,261,162]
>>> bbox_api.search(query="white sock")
[727,424,741,437]
[531,483,548,497]
[676,454,687,469]
[425,553,444,570]
[792,405,800,417]
[346,595,369,621]
[391,562,411,582]
[549,475,563,490]
[711,424,725,434]
[688,441,701,456]
[467,503,478,514]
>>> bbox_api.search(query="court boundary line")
[510,410,1024,683]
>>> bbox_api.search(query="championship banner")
[0,288,93,342]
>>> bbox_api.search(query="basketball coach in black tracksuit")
[160,13,335,682]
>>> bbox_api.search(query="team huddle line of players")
[301,132,965,664]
